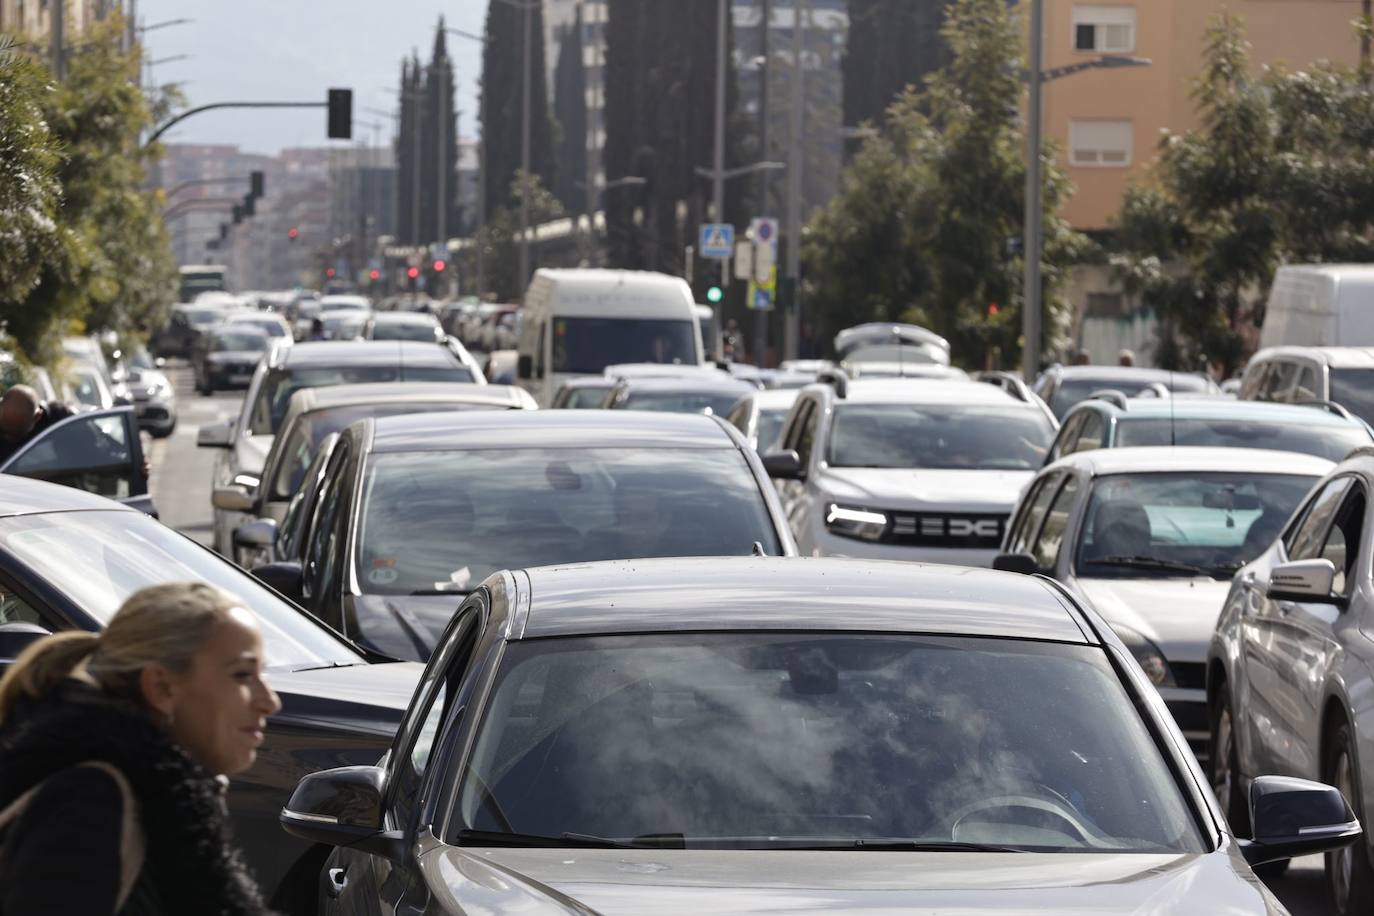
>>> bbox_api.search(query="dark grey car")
[283,558,1358,913]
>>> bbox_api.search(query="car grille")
[884,512,1006,549]
[1171,662,1206,691]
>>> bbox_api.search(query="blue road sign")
[751,287,774,311]
[699,223,735,259]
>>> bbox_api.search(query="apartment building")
[1041,0,1364,229]
[0,0,106,37]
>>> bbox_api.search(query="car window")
[1320,485,1366,595]
[1007,473,1061,555]
[755,409,788,452]
[726,400,750,434]
[454,633,1205,853]
[4,412,136,501]
[1262,361,1299,402]
[1287,478,1353,562]
[1031,476,1079,570]
[278,434,338,563]
[302,439,354,615]
[1295,365,1320,402]
[1048,412,1084,463]
[249,364,475,436]
[1073,412,1106,453]
[1114,416,1370,462]
[1328,369,1374,428]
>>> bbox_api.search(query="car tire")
[1210,681,1250,835]
[150,419,176,439]
[1325,719,1374,914]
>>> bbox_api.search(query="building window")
[1072,5,1136,53]
[1069,120,1134,168]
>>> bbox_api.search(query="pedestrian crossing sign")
[699,223,735,259]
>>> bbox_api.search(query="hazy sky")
[140,0,488,154]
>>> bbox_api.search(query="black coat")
[0,681,276,916]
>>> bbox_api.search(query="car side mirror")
[761,449,804,480]
[0,621,51,663]
[280,765,404,861]
[253,561,303,603]
[212,487,255,513]
[1240,775,1360,867]
[517,354,533,379]
[1267,559,1345,607]
[992,553,1041,576]
[197,419,233,449]
[233,518,278,550]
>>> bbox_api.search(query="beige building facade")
[0,0,107,39]
[1040,0,1364,229]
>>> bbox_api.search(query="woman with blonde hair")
[0,582,282,915]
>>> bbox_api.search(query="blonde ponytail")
[0,631,101,723]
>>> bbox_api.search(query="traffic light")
[241,193,255,218]
[406,266,420,280]
[326,268,336,278]
[706,285,724,304]
[327,88,353,140]
[369,269,381,281]
[287,227,299,241]
[250,170,265,198]
[232,204,243,225]
[432,259,446,273]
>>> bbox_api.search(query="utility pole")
[518,1,533,292]
[713,0,729,310]
[1021,0,1044,382]
[51,0,65,80]
[783,0,805,362]
[437,59,448,251]
[754,0,772,367]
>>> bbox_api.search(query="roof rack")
[1296,399,1356,421]
[1342,445,1374,462]
[815,367,849,399]
[1087,389,1130,410]
[974,370,1031,403]
[1135,382,1172,400]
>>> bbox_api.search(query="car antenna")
[752,541,767,557]
[1170,370,1176,447]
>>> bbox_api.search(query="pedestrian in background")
[0,385,74,464]
[1072,348,1092,366]
[0,583,282,915]
[1118,349,1136,367]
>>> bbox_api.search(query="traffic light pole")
[145,94,351,147]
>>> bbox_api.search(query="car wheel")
[150,419,176,439]
[1210,681,1250,834]
[1326,720,1374,914]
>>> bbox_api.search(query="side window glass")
[726,402,749,434]
[302,441,352,603]
[1073,412,1106,453]
[1049,414,1083,462]
[314,485,352,630]
[1321,487,1365,595]
[1032,477,1080,570]
[1240,362,1270,400]
[534,323,545,378]
[796,404,820,469]
[5,412,136,500]
[1265,361,1300,402]
[1295,365,1320,402]
[0,586,56,630]
[1287,478,1352,561]
[782,401,810,452]
[1008,474,1060,555]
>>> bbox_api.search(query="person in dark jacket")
[0,385,75,464]
[0,582,283,915]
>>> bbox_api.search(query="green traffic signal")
[706,286,724,304]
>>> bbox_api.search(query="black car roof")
[513,557,1090,644]
[274,341,460,369]
[367,409,739,453]
[0,475,136,517]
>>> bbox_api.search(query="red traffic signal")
[369,269,380,281]
[287,227,299,240]
[326,268,336,278]
[406,266,420,280]
[432,259,446,272]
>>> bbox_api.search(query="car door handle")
[327,867,348,898]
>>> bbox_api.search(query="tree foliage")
[805,0,1087,366]
[480,1,557,222]
[842,0,950,147]
[1113,15,1374,374]
[468,171,566,302]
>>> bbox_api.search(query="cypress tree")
[479,0,557,221]
[552,7,589,214]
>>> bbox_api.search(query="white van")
[516,269,705,405]
[1261,264,1374,348]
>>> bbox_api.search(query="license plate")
[229,374,252,385]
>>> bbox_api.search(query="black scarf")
[0,681,274,916]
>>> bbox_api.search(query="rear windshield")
[249,363,474,435]
[1116,416,1370,461]
[214,332,269,353]
[622,391,746,416]
[371,321,442,342]
[1050,375,1211,419]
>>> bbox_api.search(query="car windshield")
[622,390,746,416]
[354,447,780,595]
[453,633,1204,852]
[185,308,221,325]
[268,401,498,500]
[1115,416,1370,461]
[756,409,788,450]
[828,405,1054,470]
[0,510,359,669]
[1075,472,1318,579]
[233,319,287,338]
[249,363,474,435]
[551,317,697,374]
[372,321,441,342]
[1329,369,1374,428]
[214,332,268,353]
[561,386,612,409]
[323,315,367,339]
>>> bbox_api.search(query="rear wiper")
[1082,556,1207,577]
[456,828,684,849]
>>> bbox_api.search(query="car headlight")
[1112,624,1175,687]
[825,503,889,542]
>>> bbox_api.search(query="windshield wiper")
[794,839,1025,852]
[409,589,471,596]
[456,828,685,849]
[1082,556,1208,577]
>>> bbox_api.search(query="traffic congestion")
[8,0,1374,913]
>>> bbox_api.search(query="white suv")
[762,375,1057,566]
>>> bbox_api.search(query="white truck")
[516,268,705,406]
[1261,264,1374,348]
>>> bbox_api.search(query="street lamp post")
[1021,0,1149,381]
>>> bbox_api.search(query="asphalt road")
[140,358,1340,914]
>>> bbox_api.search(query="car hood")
[421,848,1283,915]
[267,659,423,737]
[350,593,466,663]
[820,467,1033,512]
[1075,578,1231,664]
